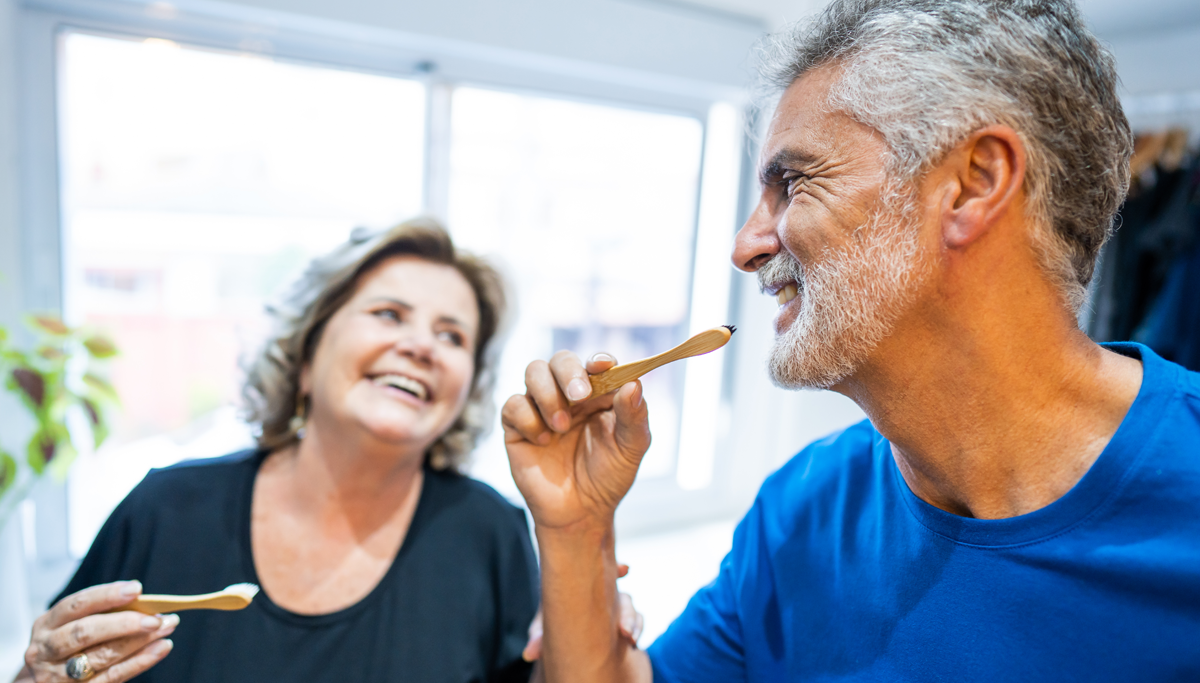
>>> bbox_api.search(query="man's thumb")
[612,380,651,460]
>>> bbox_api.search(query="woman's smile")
[301,255,480,452]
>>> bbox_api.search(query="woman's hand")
[502,352,652,531]
[19,581,178,683]
[522,565,645,662]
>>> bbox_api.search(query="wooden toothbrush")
[588,325,736,399]
[116,583,260,615]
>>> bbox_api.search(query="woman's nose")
[731,196,782,272]
[393,327,435,365]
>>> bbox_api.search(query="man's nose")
[731,196,781,272]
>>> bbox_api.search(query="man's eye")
[784,174,808,197]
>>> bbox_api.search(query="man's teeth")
[373,374,428,401]
[776,284,798,306]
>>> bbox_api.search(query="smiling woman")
[245,217,506,472]
[15,219,597,683]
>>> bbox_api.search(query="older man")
[502,0,1200,681]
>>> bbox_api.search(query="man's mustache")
[757,251,805,294]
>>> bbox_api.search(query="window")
[445,87,705,497]
[59,32,427,556]
[53,28,743,557]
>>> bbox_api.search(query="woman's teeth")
[373,374,428,401]
[776,283,798,306]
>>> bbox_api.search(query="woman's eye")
[374,309,401,322]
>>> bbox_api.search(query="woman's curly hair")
[242,217,508,471]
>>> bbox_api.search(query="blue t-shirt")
[648,343,1200,682]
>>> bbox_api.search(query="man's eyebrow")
[759,149,820,184]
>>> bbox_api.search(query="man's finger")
[585,352,618,377]
[611,380,651,459]
[502,394,551,446]
[526,358,574,434]
[549,350,593,405]
[45,582,142,630]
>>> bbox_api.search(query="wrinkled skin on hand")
[19,581,177,683]
[502,352,652,531]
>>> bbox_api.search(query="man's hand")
[502,352,652,531]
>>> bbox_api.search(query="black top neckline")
[236,448,435,626]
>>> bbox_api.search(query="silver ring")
[66,653,96,680]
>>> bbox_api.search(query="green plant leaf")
[46,440,78,481]
[0,326,8,345]
[80,397,111,449]
[82,373,119,401]
[37,345,67,361]
[11,367,46,408]
[27,314,71,336]
[81,397,100,425]
[83,335,118,359]
[0,451,15,495]
[26,428,54,474]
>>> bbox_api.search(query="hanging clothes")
[1088,148,1200,371]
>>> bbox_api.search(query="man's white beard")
[759,182,926,389]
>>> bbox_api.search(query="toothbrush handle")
[588,327,732,398]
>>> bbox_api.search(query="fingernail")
[590,352,614,364]
[158,639,174,653]
[160,614,180,629]
[141,616,162,630]
[567,378,591,402]
[632,381,644,408]
[120,581,142,597]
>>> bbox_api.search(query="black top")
[56,450,539,683]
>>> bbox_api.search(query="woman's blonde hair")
[243,217,508,471]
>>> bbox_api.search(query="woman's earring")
[289,396,308,439]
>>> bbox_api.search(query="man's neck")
[838,302,1143,520]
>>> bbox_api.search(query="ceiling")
[671,0,1200,36]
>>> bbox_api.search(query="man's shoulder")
[754,419,883,519]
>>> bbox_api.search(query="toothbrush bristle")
[227,583,260,599]
[722,324,737,334]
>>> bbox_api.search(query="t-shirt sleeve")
[490,504,540,683]
[646,510,755,683]
[51,482,146,608]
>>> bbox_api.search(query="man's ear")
[939,125,1026,249]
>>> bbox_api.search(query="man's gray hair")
[759,0,1133,310]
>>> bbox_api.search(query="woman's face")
[301,255,480,455]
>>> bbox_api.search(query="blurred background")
[0,0,1198,673]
